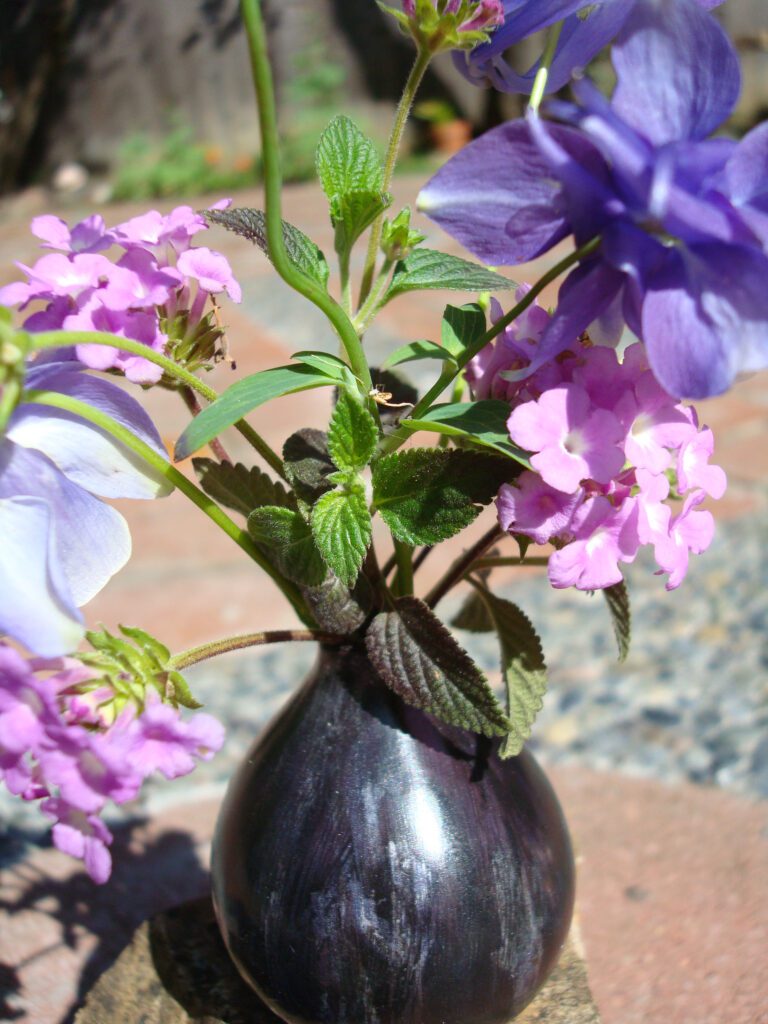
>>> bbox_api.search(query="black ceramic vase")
[212,644,575,1024]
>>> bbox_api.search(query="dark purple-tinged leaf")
[192,458,295,517]
[602,579,631,662]
[365,596,510,736]
[248,506,327,587]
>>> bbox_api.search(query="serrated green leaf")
[248,506,327,586]
[117,625,172,667]
[372,447,519,545]
[316,115,384,201]
[283,428,336,508]
[603,579,631,662]
[383,249,515,304]
[404,400,531,465]
[473,589,547,758]
[441,303,487,357]
[192,458,295,517]
[365,597,510,737]
[311,489,372,587]
[327,391,378,473]
[333,189,392,255]
[451,591,495,632]
[205,207,329,290]
[381,339,458,371]
[175,365,339,460]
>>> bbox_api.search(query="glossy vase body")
[212,645,575,1024]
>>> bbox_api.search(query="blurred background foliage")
[0,0,765,201]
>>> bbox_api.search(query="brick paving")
[1,181,768,1022]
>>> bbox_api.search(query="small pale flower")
[496,474,581,546]
[548,495,640,591]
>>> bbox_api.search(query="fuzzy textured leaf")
[175,365,338,460]
[282,429,336,508]
[451,591,494,633]
[248,506,326,586]
[327,391,378,472]
[193,458,295,517]
[441,303,487,357]
[404,401,531,465]
[205,207,329,289]
[303,573,373,634]
[372,447,519,545]
[311,489,371,587]
[365,597,510,737]
[316,115,384,201]
[383,250,515,304]
[474,590,547,758]
[603,579,631,662]
[333,189,392,255]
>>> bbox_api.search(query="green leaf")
[291,350,358,388]
[473,589,547,758]
[441,303,487,357]
[383,250,515,304]
[333,189,392,256]
[316,115,384,201]
[192,458,295,517]
[602,579,631,662]
[205,207,329,290]
[372,447,519,545]
[404,400,531,465]
[327,391,378,473]
[248,506,327,586]
[365,597,510,737]
[175,364,339,460]
[283,428,336,508]
[451,591,494,633]
[381,339,458,371]
[311,489,372,587]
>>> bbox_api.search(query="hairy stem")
[357,47,431,309]
[240,0,374,401]
[23,388,313,626]
[170,629,347,670]
[30,329,285,477]
[392,539,414,597]
[424,523,503,609]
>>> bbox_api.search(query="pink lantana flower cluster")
[468,292,726,592]
[0,644,223,882]
[0,202,241,384]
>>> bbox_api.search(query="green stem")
[472,556,550,570]
[392,539,414,597]
[529,21,564,114]
[352,257,394,335]
[378,236,601,457]
[170,628,346,670]
[240,0,374,400]
[30,329,285,478]
[357,47,432,309]
[23,388,313,626]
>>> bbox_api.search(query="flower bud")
[380,208,427,262]
[381,0,504,53]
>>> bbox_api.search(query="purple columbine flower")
[0,361,171,656]
[420,0,768,399]
[455,0,724,96]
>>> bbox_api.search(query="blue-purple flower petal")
[611,0,741,146]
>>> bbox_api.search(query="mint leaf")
[382,339,457,370]
[175,364,339,460]
[205,207,329,290]
[474,589,547,758]
[316,115,384,200]
[333,189,392,256]
[192,458,295,517]
[383,250,515,304]
[603,579,631,662]
[372,447,519,545]
[248,506,327,586]
[312,488,372,587]
[283,428,336,508]
[327,391,378,473]
[404,400,531,465]
[441,303,486,357]
[365,597,510,737]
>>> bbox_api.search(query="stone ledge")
[75,897,600,1024]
